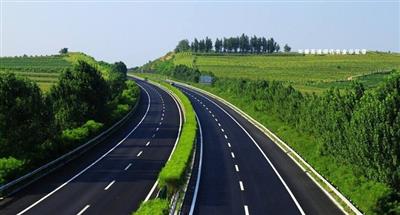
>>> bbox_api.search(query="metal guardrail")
[0,91,141,199]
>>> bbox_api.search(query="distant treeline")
[0,61,139,184]
[175,34,291,53]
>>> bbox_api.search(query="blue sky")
[1,0,399,67]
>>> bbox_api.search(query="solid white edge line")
[77,205,90,215]
[144,81,183,202]
[184,86,306,215]
[244,205,249,215]
[104,180,115,190]
[189,113,203,215]
[16,82,152,215]
[137,151,143,157]
[239,181,244,191]
[124,163,132,171]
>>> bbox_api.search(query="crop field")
[0,55,72,91]
[173,52,400,93]
[0,53,110,91]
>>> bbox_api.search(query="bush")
[0,157,25,184]
[133,198,169,215]
[62,120,103,143]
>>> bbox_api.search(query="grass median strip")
[133,77,197,215]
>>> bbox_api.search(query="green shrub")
[0,157,25,184]
[157,83,197,194]
[133,198,169,215]
[62,120,103,143]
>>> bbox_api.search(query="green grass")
[173,52,400,94]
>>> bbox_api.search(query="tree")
[276,44,280,52]
[284,44,291,52]
[205,37,213,52]
[174,40,190,52]
[109,61,127,99]
[0,73,49,158]
[192,38,199,52]
[49,61,110,130]
[59,48,68,54]
[198,40,206,52]
[232,37,240,52]
[250,36,258,53]
[261,37,268,53]
[239,34,250,53]
[214,38,223,53]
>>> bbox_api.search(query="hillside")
[171,52,400,93]
[0,52,114,91]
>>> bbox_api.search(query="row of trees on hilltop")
[175,34,291,53]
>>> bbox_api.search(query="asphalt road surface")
[0,79,181,215]
[177,84,343,215]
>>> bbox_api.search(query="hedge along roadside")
[132,75,197,215]
[170,80,363,215]
[0,80,141,199]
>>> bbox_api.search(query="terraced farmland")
[172,52,400,93]
[0,55,72,91]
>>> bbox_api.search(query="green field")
[172,52,400,93]
[0,55,72,91]
[0,53,112,91]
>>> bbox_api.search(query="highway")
[177,84,344,215]
[0,79,182,215]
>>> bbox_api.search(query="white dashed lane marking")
[231,152,235,158]
[227,142,231,148]
[104,180,115,190]
[77,205,90,215]
[137,151,143,157]
[235,164,240,172]
[244,205,249,215]
[124,163,132,171]
[239,181,244,191]
[146,141,150,146]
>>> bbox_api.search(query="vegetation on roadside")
[136,50,400,214]
[134,198,169,215]
[0,53,140,186]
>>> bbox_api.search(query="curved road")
[0,79,181,215]
[178,84,343,215]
